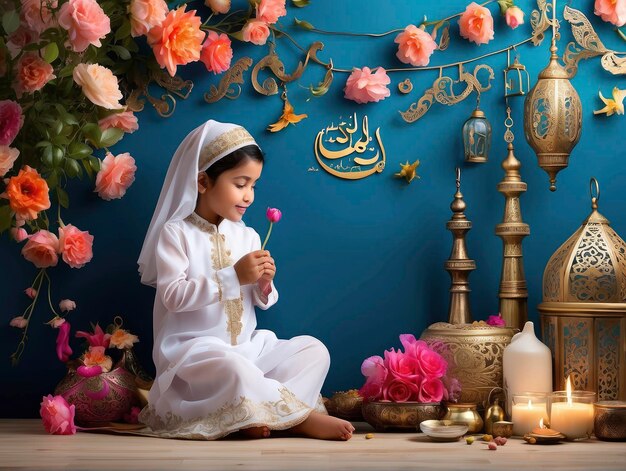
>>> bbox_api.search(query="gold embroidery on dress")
[138,387,312,440]
[199,127,256,170]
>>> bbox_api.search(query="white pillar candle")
[511,399,549,436]
[550,401,594,439]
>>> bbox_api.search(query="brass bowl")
[327,390,363,421]
[594,401,626,441]
[492,421,514,438]
[361,401,443,432]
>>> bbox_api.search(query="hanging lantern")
[523,0,582,192]
[463,96,492,163]
[504,52,530,98]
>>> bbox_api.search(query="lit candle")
[549,376,594,440]
[511,398,549,436]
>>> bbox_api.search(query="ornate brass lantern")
[463,97,492,163]
[523,0,582,191]
[504,52,530,98]
[539,179,626,400]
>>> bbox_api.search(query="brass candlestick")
[445,168,476,324]
[496,108,529,330]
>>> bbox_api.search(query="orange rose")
[147,6,205,77]
[14,53,56,98]
[458,2,495,45]
[200,31,233,74]
[59,224,94,268]
[5,165,50,220]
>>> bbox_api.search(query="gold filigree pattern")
[199,127,256,170]
[204,57,253,103]
[530,0,553,46]
[597,318,620,400]
[543,234,578,301]
[138,387,313,440]
[607,226,626,301]
[563,319,591,391]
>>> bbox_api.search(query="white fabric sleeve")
[155,224,241,312]
[250,231,278,309]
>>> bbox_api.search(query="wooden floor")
[2,419,626,470]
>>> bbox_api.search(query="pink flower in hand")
[10,316,28,328]
[459,2,495,45]
[40,395,76,435]
[56,321,73,362]
[200,31,233,74]
[359,355,388,400]
[418,377,445,403]
[76,323,111,348]
[394,24,437,67]
[94,152,137,201]
[595,0,626,27]
[58,224,94,268]
[383,378,418,402]
[505,6,525,29]
[487,313,506,327]
[59,299,76,312]
[266,207,282,223]
[344,67,391,104]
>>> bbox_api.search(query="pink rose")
[595,0,626,27]
[24,287,37,298]
[383,378,418,402]
[11,227,28,242]
[266,207,282,223]
[505,6,525,29]
[394,24,437,67]
[58,0,111,52]
[200,31,233,74]
[20,0,58,33]
[399,334,428,359]
[129,0,168,38]
[0,100,24,146]
[76,323,111,348]
[98,111,139,134]
[13,53,56,98]
[242,19,270,45]
[58,224,94,268]
[40,394,76,435]
[59,299,76,312]
[459,2,495,45]
[359,355,388,400]
[0,145,20,176]
[418,377,445,403]
[56,321,73,362]
[442,377,462,402]
[94,152,137,200]
[344,66,391,104]
[205,0,230,15]
[417,348,447,379]
[384,348,422,383]
[487,313,506,327]
[73,64,123,110]
[10,316,28,328]
[7,25,39,59]
[21,230,60,268]
[256,0,286,24]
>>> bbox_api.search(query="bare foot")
[239,426,271,439]
[290,411,355,440]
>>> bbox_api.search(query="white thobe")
[138,212,329,439]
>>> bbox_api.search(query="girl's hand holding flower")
[235,250,272,285]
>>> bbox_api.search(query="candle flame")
[527,399,533,409]
[566,375,572,406]
[540,418,545,429]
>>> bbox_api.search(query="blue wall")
[2,0,625,417]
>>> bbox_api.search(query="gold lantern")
[539,179,626,400]
[523,0,582,191]
[504,51,530,98]
[463,96,492,163]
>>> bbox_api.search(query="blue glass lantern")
[462,100,492,163]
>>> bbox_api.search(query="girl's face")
[196,158,263,225]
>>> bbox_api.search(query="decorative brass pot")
[361,401,443,432]
[442,402,484,433]
[326,390,363,421]
[420,323,517,407]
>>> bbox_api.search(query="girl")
[137,120,354,440]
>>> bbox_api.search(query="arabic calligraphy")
[313,113,386,180]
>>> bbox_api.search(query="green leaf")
[291,0,310,6]
[110,45,131,60]
[2,10,20,35]
[43,42,59,64]
[56,187,70,209]
[58,64,75,78]
[36,140,52,148]
[52,146,64,166]
[294,17,314,30]
[42,146,54,167]
[69,142,92,159]
[497,0,514,15]
[88,156,101,173]
[82,123,102,146]
[64,159,82,178]
[47,170,59,189]
[115,19,132,41]
[0,205,12,233]
[99,128,124,148]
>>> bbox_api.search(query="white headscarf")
[137,120,258,287]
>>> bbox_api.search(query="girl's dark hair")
[205,145,264,182]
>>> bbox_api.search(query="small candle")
[511,398,549,436]
[550,377,594,440]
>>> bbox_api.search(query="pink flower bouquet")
[359,334,461,403]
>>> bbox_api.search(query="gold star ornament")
[395,160,420,183]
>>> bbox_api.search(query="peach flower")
[59,224,94,268]
[21,230,60,268]
[205,0,230,15]
[82,345,113,372]
[98,111,139,134]
[58,0,111,52]
[49,316,66,328]
[7,25,39,59]
[11,227,28,242]
[109,329,139,349]
[129,0,168,38]
[14,53,56,98]
[40,395,76,435]
[21,0,58,34]
[344,66,391,104]
[5,165,50,221]
[147,6,205,77]
[505,6,525,29]
[0,100,24,146]
[59,299,76,312]
[256,0,286,24]
[242,19,270,45]
[0,145,19,177]
[200,31,233,74]
[24,287,37,298]
[10,316,28,328]
[73,63,123,110]
[459,2,495,45]
[95,152,137,200]
[595,0,626,27]
[394,24,437,67]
